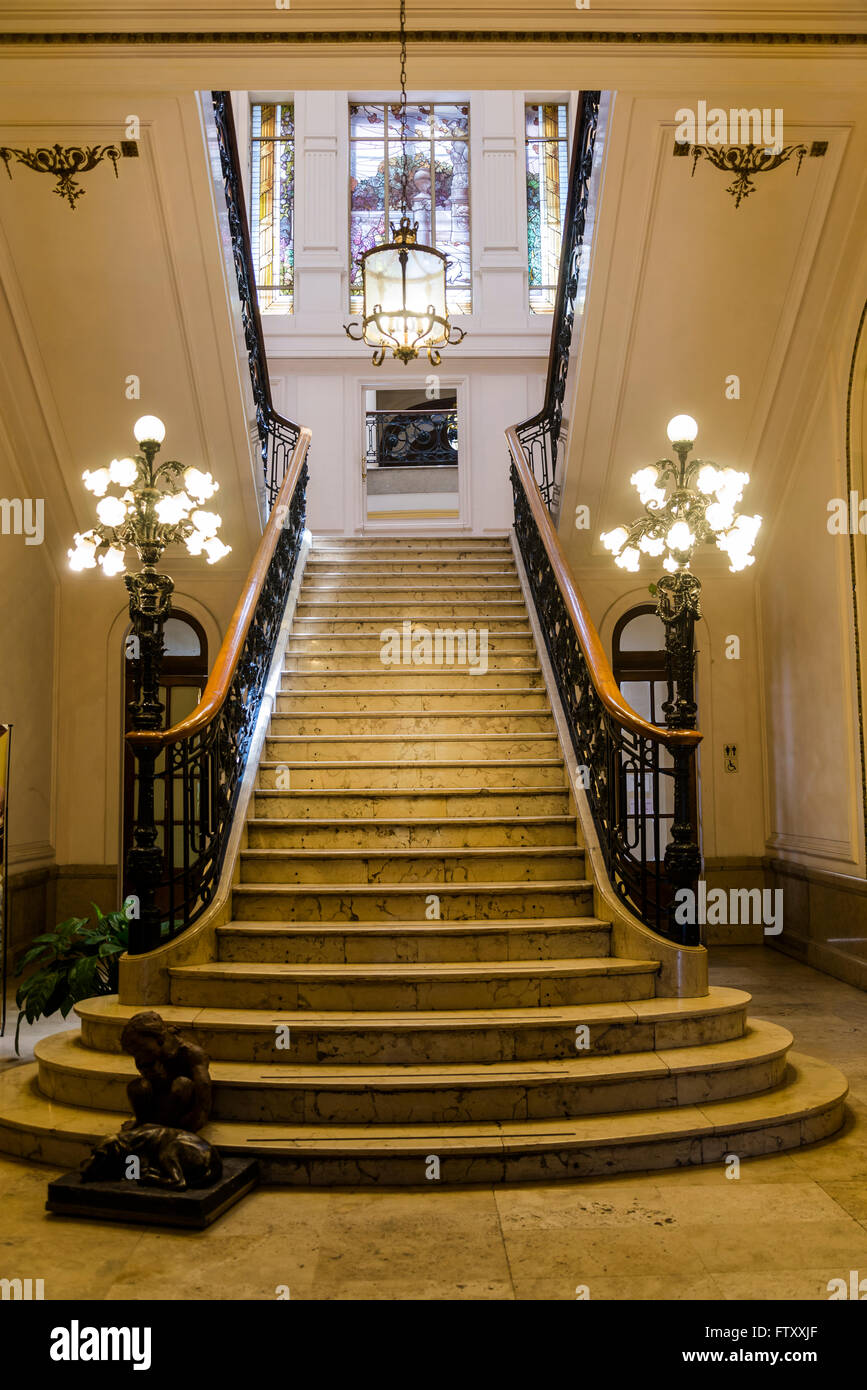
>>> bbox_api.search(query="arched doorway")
[611,604,699,906]
[122,612,209,917]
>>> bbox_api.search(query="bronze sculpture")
[80,1010,222,1191]
[81,1124,222,1190]
[120,1010,213,1132]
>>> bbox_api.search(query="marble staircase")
[0,537,847,1183]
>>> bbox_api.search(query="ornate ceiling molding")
[0,29,864,46]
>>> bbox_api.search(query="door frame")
[354,374,472,535]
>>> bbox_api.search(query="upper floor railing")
[507,91,703,945]
[122,92,311,954]
[366,408,459,469]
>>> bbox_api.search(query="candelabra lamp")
[601,413,761,730]
[69,415,231,952]
[600,415,761,915]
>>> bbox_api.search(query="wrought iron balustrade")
[211,90,301,508]
[516,89,600,512]
[125,435,310,951]
[366,408,459,468]
[506,89,703,945]
[122,94,312,953]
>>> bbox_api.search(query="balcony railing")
[366,408,459,468]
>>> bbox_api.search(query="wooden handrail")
[506,427,702,752]
[127,425,312,753]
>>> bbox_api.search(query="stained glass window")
[525,104,569,313]
[250,102,294,311]
[349,102,471,315]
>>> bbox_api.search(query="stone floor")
[2,944,867,1301]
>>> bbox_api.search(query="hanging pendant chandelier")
[344,0,466,366]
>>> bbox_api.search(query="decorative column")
[293,92,347,325]
[124,567,174,954]
[475,91,531,331]
[655,570,702,732]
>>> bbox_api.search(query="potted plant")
[14,901,132,1053]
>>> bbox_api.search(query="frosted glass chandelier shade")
[349,221,464,365]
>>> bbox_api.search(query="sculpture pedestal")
[46,1156,259,1229]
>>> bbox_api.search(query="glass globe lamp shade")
[133,414,166,445]
[666,414,699,447]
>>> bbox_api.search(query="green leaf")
[13,900,136,1042]
[98,940,126,958]
[14,944,53,974]
[68,955,101,999]
[17,969,61,1022]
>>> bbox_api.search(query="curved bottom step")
[0,1052,847,1186]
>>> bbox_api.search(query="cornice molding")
[0,30,865,47]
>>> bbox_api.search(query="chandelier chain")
[398,0,409,216]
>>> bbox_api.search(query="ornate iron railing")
[211,90,301,507]
[508,441,701,944]
[366,408,459,467]
[506,90,703,945]
[122,93,312,954]
[125,441,309,951]
[516,90,600,511]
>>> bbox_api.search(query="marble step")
[34,1021,793,1126]
[300,585,524,601]
[0,1053,846,1184]
[305,565,519,580]
[295,602,527,618]
[255,759,566,790]
[216,917,609,963]
[291,620,531,635]
[305,568,518,580]
[267,711,557,735]
[252,789,573,818]
[279,671,545,691]
[284,653,537,673]
[168,955,658,1010]
[305,563,518,577]
[274,690,552,713]
[311,534,510,544]
[245,815,577,848]
[263,734,561,762]
[75,988,753,1064]
[310,543,512,559]
[231,879,594,924]
[288,633,534,650]
[238,846,584,885]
